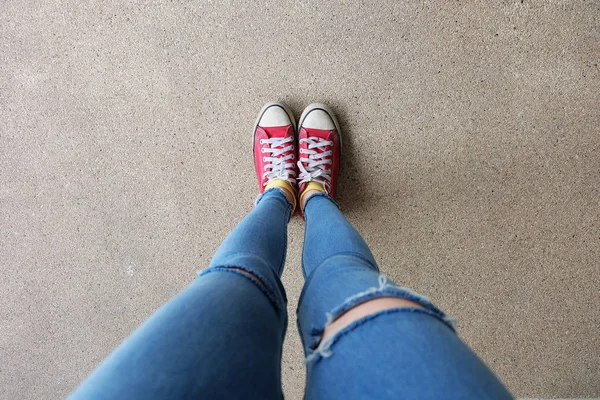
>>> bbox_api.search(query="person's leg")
[70,103,298,400]
[299,194,512,399]
[295,104,513,399]
[70,188,290,400]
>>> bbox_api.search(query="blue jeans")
[70,189,513,399]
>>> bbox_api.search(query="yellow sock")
[265,179,297,214]
[299,181,326,210]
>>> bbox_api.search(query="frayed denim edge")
[327,276,452,329]
[303,192,339,211]
[304,307,453,364]
[255,188,293,219]
[304,276,456,362]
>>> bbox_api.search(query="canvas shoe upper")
[253,103,298,194]
[297,103,341,198]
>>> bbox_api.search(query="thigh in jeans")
[301,273,512,399]
[298,195,513,399]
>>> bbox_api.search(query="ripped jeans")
[70,189,513,400]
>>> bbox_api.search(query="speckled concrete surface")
[1,1,599,398]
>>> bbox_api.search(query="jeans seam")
[301,214,310,278]
[277,202,291,275]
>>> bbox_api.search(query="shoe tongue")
[261,125,291,139]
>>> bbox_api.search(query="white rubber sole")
[298,103,343,159]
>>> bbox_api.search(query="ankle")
[300,182,327,210]
[281,188,295,207]
[265,179,297,213]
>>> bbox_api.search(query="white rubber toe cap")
[300,106,336,130]
[258,104,292,127]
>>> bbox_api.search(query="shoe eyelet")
[259,139,264,144]
[263,157,266,162]
[261,148,266,153]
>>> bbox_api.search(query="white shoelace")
[297,137,333,192]
[260,136,296,186]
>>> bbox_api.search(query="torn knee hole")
[226,267,266,288]
[317,296,424,347]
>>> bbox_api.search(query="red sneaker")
[253,102,298,197]
[297,103,342,201]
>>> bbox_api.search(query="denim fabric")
[298,194,512,399]
[70,189,513,400]
[70,189,291,400]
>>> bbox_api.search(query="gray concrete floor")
[1,0,599,398]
